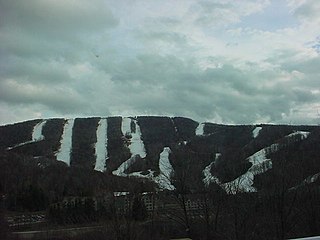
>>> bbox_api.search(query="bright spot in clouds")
[0,0,320,125]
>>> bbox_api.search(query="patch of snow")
[310,173,320,183]
[121,117,132,138]
[158,147,173,178]
[303,172,320,184]
[94,118,108,172]
[290,172,320,191]
[178,140,188,146]
[154,147,175,190]
[289,236,320,240]
[288,131,310,139]
[113,147,175,191]
[122,117,146,158]
[32,120,46,141]
[203,153,221,187]
[7,120,47,150]
[112,155,140,176]
[56,119,74,166]
[252,126,262,138]
[196,122,205,135]
[113,192,130,197]
[129,170,154,179]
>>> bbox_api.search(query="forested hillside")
[0,116,320,239]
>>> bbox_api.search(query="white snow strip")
[7,120,47,150]
[32,120,46,141]
[121,117,132,138]
[252,126,262,138]
[196,122,204,135]
[159,147,173,177]
[154,147,175,190]
[56,119,74,166]
[94,118,108,172]
[203,153,221,187]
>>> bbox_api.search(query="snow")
[94,118,108,172]
[112,155,140,176]
[154,147,175,190]
[252,126,262,138]
[223,159,272,194]
[121,117,131,138]
[289,236,320,240]
[112,127,311,192]
[113,117,146,176]
[159,147,173,177]
[210,131,311,194]
[222,143,278,194]
[56,119,74,166]
[178,140,188,146]
[129,170,154,179]
[203,153,221,186]
[7,120,47,150]
[288,131,310,139]
[32,120,46,141]
[113,192,130,197]
[303,172,320,184]
[122,117,146,158]
[310,173,320,183]
[196,122,204,135]
[113,147,175,191]
[290,172,320,190]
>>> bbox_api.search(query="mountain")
[2,116,320,239]
[1,116,320,195]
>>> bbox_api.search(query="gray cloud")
[0,0,118,37]
[0,0,319,125]
[293,0,320,22]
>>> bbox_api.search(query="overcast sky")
[1,0,320,125]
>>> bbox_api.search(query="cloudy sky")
[1,0,320,125]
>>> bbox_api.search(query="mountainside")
[1,116,320,194]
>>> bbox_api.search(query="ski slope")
[94,118,108,172]
[56,119,74,166]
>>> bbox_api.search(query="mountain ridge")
[1,115,319,194]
